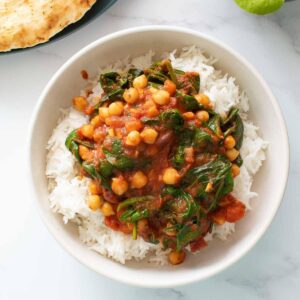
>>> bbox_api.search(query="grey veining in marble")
[0,0,299,299]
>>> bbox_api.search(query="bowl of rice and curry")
[28,26,289,287]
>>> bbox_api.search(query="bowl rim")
[27,25,290,288]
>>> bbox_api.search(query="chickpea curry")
[66,59,246,265]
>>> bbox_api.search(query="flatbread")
[0,0,97,52]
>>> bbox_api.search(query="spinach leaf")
[159,109,184,130]
[117,196,154,212]
[189,73,200,93]
[221,108,244,150]
[82,161,111,190]
[179,128,195,146]
[103,139,134,171]
[99,72,121,93]
[172,145,185,168]
[65,129,82,163]
[98,69,143,106]
[98,160,114,177]
[178,73,200,94]
[72,138,95,149]
[103,150,135,171]
[99,89,124,105]
[183,157,231,187]
[111,139,122,155]
[193,128,212,147]
[126,68,144,86]
[119,208,150,223]
[164,59,179,86]
[146,60,174,85]
[118,196,154,224]
[162,187,199,221]
[234,155,243,167]
[207,114,223,138]
[182,156,234,211]
[232,114,244,150]
[177,93,200,111]
[132,222,137,240]
[176,224,202,251]
[140,116,160,126]
[147,70,169,84]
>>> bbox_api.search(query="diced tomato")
[225,201,245,223]
[105,116,125,128]
[125,118,143,133]
[104,216,120,231]
[150,196,163,210]
[211,195,246,224]
[190,237,208,252]
[104,215,133,234]
[93,127,106,143]
[76,128,84,139]
[219,194,236,207]
[119,222,134,234]
[102,189,119,203]
[84,105,94,115]
[211,208,226,225]
[164,80,176,95]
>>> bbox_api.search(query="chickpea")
[162,168,180,185]
[140,128,158,144]
[152,90,170,105]
[98,107,110,120]
[195,93,211,107]
[226,148,240,162]
[111,177,128,195]
[224,135,236,149]
[79,145,90,160]
[131,171,148,189]
[90,115,101,127]
[133,75,148,89]
[125,130,141,146]
[148,87,158,94]
[231,164,240,177]
[137,219,149,233]
[125,119,143,132]
[182,112,195,120]
[87,195,103,211]
[101,202,115,217]
[81,124,94,139]
[73,96,88,112]
[108,101,124,116]
[123,87,139,104]
[196,110,209,122]
[164,80,177,95]
[168,250,186,265]
[89,180,101,195]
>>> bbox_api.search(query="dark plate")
[1,0,117,54]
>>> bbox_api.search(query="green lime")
[235,0,285,15]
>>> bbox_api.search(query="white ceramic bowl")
[28,26,289,288]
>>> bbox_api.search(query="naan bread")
[0,0,97,52]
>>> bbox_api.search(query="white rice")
[46,46,267,264]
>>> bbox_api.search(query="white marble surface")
[0,0,300,299]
